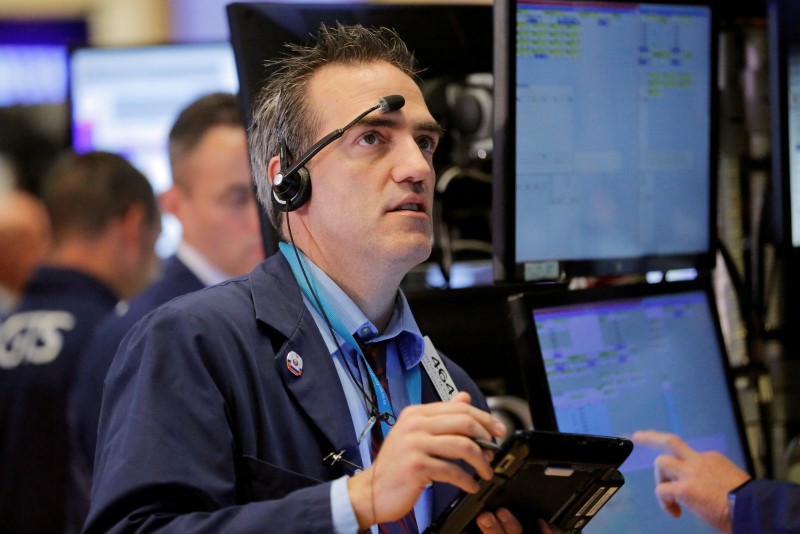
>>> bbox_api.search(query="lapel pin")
[286,351,303,376]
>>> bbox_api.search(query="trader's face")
[297,61,442,274]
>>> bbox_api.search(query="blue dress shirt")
[280,247,432,534]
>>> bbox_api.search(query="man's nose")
[391,137,434,185]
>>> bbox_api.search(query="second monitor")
[508,278,752,533]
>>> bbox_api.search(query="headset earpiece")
[272,140,312,212]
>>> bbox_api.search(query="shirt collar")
[175,241,230,287]
[295,249,425,370]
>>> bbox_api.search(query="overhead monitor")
[0,19,87,107]
[0,45,69,107]
[493,0,717,282]
[508,278,752,533]
[68,43,239,256]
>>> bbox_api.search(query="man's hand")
[475,510,560,534]
[632,430,750,533]
[347,391,506,529]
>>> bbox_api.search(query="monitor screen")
[493,0,717,281]
[508,279,751,533]
[0,19,87,108]
[69,43,239,256]
[0,45,69,107]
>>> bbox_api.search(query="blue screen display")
[515,2,711,265]
[532,288,748,533]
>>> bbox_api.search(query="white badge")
[286,351,303,376]
[420,336,458,401]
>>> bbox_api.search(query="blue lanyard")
[279,243,421,438]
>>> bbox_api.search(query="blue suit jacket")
[84,253,487,533]
[734,480,800,533]
[68,256,203,530]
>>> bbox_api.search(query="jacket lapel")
[250,255,360,466]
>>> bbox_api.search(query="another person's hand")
[632,430,750,533]
[348,391,506,529]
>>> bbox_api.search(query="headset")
[273,140,312,212]
[271,94,405,212]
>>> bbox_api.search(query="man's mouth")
[394,203,422,212]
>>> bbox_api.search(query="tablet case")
[425,430,633,534]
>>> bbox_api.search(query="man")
[67,93,263,529]
[85,24,531,533]
[0,151,160,534]
[0,189,52,316]
[634,430,800,533]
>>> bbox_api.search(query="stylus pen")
[473,438,502,452]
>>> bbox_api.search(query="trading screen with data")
[514,1,712,265]
[527,286,749,533]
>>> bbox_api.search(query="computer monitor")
[0,45,69,107]
[0,19,86,107]
[493,0,718,282]
[68,42,239,256]
[507,278,752,533]
[767,0,800,440]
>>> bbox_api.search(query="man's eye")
[222,189,253,208]
[358,132,379,146]
[417,136,437,153]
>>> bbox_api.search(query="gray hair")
[248,22,421,240]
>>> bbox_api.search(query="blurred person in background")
[0,189,52,316]
[66,92,263,532]
[0,151,161,534]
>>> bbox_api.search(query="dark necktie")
[360,339,419,534]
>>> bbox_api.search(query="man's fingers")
[633,430,697,460]
[450,391,472,404]
[476,508,523,534]
[654,482,684,518]
[400,398,507,439]
[417,434,495,480]
[396,453,482,494]
[654,453,686,484]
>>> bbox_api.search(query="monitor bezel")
[492,0,720,282]
[768,0,797,249]
[507,276,754,475]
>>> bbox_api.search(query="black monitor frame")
[768,0,800,250]
[492,0,720,282]
[768,0,800,360]
[506,276,753,475]
[226,2,493,256]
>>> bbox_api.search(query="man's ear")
[267,155,282,187]
[159,187,179,217]
[119,204,148,243]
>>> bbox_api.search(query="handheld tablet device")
[425,430,633,534]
